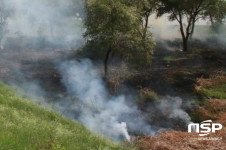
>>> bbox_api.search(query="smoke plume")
[59,59,154,142]
[157,96,192,125]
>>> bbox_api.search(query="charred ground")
[1,39,225,125]
[0,39,226,149]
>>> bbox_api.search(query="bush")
[139,88,159,103]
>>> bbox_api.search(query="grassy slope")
[0,82,125,150]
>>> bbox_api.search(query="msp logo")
[188,120,223,140]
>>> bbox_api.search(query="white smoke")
[158,96,192,125]
[2,0,84,48]
[59,59,154,142]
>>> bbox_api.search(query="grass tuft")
[196,76,226,100]
[200,83,226,99]
[163,56,188,63]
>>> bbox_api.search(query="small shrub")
[139,88,159,103]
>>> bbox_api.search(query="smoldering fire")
[59,60,154,141]
[0,0,198,143]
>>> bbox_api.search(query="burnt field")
[1,40,225,133]
[0,39,226,149]
[0,49,71,100]
[0,0,226,149]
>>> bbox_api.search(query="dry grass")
[134,99,226,150]
[195,74,226,100]
[195,75,226,92]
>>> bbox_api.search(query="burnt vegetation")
[0,0,226,149]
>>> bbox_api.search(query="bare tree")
[157,0,226,51]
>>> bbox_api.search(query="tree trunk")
[182,38,188,52]
[177,11,188,52]
[104,46,112,78]
[143,13,149,39]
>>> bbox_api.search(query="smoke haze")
[2,0,84,49]
[150,14,226,49]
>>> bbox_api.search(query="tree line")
[84,0,226,77]
[0,0,225,77]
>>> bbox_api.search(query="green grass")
[200,83,226,99]
[0,82,126,150]
[163,56,188,63]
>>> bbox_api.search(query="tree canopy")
[84,0,155,77]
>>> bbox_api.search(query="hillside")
[0,81,125,150]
